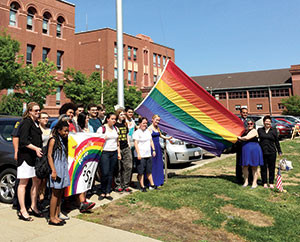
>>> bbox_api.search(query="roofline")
[191,68,291,78]
[56,0,75,7]
[209,83,292,92]
[75,27,175,50]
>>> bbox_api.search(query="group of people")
[236,108,282,189]
[12,101,170,226]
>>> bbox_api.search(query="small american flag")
[276,168,283,192]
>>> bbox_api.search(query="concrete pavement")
[0,191,159,242]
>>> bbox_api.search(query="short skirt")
[240,142,264,167]
[17,161,36,179]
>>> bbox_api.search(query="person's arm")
[134,140,141,160]
[47,138,57,180]
[273,129,282,155]
[19,119,42,158]
[12,137,19,161]
[238,129,258,141]
[150,138,156,157]
[160,133,172,140]
[117,137,121,160]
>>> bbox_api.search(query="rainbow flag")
[65,133,105,197]
[135,60,245,156]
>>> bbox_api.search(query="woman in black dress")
[17,102,43,221]
[258,115,282,189]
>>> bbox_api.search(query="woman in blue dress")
[238,119,263,189]
[148,115,172,187]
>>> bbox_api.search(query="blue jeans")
[100,151,118,194]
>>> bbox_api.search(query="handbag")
[279,158,293,171]
[35,145,51,179]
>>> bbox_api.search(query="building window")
[27,7,36,30]
[57,51,63,70]
[235,105,241,111]
[114,68,118,79]
[56,87,61,105]
[43,12,51,34]
[56,16,65,38]
[278,103,285,110]
[128,70,132,84]
[26,45,34,65]
[213,93,226,100]
[271,89,289,97]
[153,53,157,66]
[9,2,20,26]
[42,48,49,62]
[127,46,132,60]
[114,43,117,57]
[228,91,247,99]
[257,104,263,110]
[163,56,166,66]
[157,55,161,67]
[133,71,137,85]
[249,90,269,98]
[153,75,157,83]
[133,48,137,61]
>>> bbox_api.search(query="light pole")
[95,64,103,104]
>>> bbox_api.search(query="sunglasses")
[247,123,254,125]
[32,109,40,112]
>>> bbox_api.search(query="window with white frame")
[57,16,65,38]
[57,50,63,70]
[26,45,34,65]
[9,2,20,26]
[153,53,157,66]
[27,7,36,30]
[43,12,51,34]
[128,46,132,60]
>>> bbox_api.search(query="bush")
[0,94,23,116]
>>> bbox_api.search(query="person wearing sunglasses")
[258,115,282,189]
[237,119,263,189]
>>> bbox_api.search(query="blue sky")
[70,0,300,76]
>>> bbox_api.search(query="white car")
[160,137,203,165]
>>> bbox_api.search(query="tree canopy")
[0,31,22,89]
[281,95,300,116]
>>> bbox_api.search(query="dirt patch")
[84,202,244,242]
[286,177,300,182]
[190,166,235,177]
[283,182,299,186]
[294,173,300,178]
[214,194,233,201]
[221,204,274,227]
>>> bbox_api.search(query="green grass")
[124,139,300,241]
[82,139,300,241]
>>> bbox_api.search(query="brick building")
[192,68,295,115]
[0,0,175,115]
[75,28,175,96]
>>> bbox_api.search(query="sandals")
[17,211,33,222]
[28,207,44,217]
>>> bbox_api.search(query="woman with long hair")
[238,119,264,189]
[47,120,70,226]
[97,113,121,200]
[77,112,92,133]
[17,102,43,221]
[148,115,172,187]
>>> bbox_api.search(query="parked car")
[159,137,203,165]
[271,118,293,139]
[0,116,20,203]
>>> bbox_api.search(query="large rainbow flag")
[135,60,245,156]
[65,133,105,197]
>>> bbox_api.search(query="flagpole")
[116,0,124,107]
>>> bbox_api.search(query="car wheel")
[0,168,17,204]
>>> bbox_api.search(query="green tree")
[0,31,22,89]
[0,94,23,116]
[63,68,102,105]
[15,60,59,109]
[103,79,143,112]
[281,95,300,116]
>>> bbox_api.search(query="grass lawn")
[78,138,300,242]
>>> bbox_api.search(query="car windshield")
[0,121,17,142]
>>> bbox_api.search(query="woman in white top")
[133,117,156,192]
[97,113,121,200]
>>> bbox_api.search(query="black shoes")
[48,220,64,226]
[141,187,147,192]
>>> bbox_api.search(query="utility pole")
[101,66,104,104]
[116,0,124,107]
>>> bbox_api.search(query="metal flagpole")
[116,0,124,107]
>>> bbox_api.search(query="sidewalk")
[0,191,159,242]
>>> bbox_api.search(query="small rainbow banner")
[135,60,245,156]
[65,133,105,197]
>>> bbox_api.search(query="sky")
[69,0,300,76]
